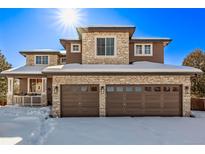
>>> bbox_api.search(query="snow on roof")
[78,25,136,28]
[20,49,61,52]
[42,61,202,74]
[1,62,202,76]
[1,65,48,75]
[59,50,66,55]
[131,37,172,41]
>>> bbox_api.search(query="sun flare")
[54,8,85,35]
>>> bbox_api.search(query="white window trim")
[134,43,153,56]
[27,78,43,94]
[34,55,50,65]
[60,56,67,64]
[71,43,81,53]
[95,36,117,57]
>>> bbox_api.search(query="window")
[71,44,80,53]
[116,86,124,92]
[145,87,152,92]
[60,57,67,64]
[29,78,42,93]
[90,86,98,92]
[172,87,179,92]
[134,44,153,56]
[154,87,161,92]
[107,86,114,92]
[96,37,115,56]
[81,86,88,92]
[145,45,151,55]
[135,45,143,55]
[125,86,133,92]
[163,87,171,92]
[135,86,142,93]
[35,56,49,64]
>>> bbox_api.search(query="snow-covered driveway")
[1,106,205,145]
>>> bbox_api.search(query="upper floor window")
[35,56,49,64]
[60,56,67,64]
[134,44,153,56]
[71,44,81,53]
[96,37,115,56]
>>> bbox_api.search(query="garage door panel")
[61,85,99,117]
[106,84,182,116]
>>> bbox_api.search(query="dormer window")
[134,44,153,56]
[35,55,49,64]
[71,44,81,53]
[96,37,116,56]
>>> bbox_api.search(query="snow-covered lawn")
[1,106,205,145]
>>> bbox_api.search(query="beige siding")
[81,32,130,64]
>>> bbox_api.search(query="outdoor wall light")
[54,86,58,94]
[185,86,189,94]
[101,86,105,94]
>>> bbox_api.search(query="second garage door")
[61,84,99,117]
[106,85,182,116]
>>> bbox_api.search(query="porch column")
[41,77,47,106]
[7,77,14,105]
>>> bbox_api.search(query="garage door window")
[173,87,179,92]
[145,87,152,92]
[116,86,124,92]
[90,86,98,92]
[154,87,161,92]
[81,86,88,92]
[163,87,170,92]
[125,86,133,92]
[135,86,142,92]
[107,86,114,92]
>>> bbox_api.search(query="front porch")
[7,77,52,106]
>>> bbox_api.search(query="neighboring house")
[1,25,202,117]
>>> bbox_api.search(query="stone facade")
[26,54,59,66]
[52,75,191,117]
[81,32,130,64]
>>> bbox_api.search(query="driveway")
[1,106,205,145]
[43,115,205,145]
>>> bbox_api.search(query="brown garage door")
[106,85,182,116]
[61,84,99,117]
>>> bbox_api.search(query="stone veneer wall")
[52,75,191,117]
[26,54,59,66]
[81,32,130,64]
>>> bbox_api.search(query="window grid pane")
[106,38,114,56]
[36,56,41,64]
[136,45,142,55]
[97,38,105,55]
[73,45,79,51]
[42,56,48,64]
[145,45,151,55]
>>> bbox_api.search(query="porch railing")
[13,95,42,106]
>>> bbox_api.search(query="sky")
[0,8,205,67]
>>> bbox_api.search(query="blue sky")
[0,8,205,67]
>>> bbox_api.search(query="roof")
[131,37,172,46]
[19,49,65,56]
[1,61,202,76]
[0,65,47,75]
[60,39,81,49]
[76,25,136,38]
[42,61,202,74]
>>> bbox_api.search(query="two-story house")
[1,25,202,117]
